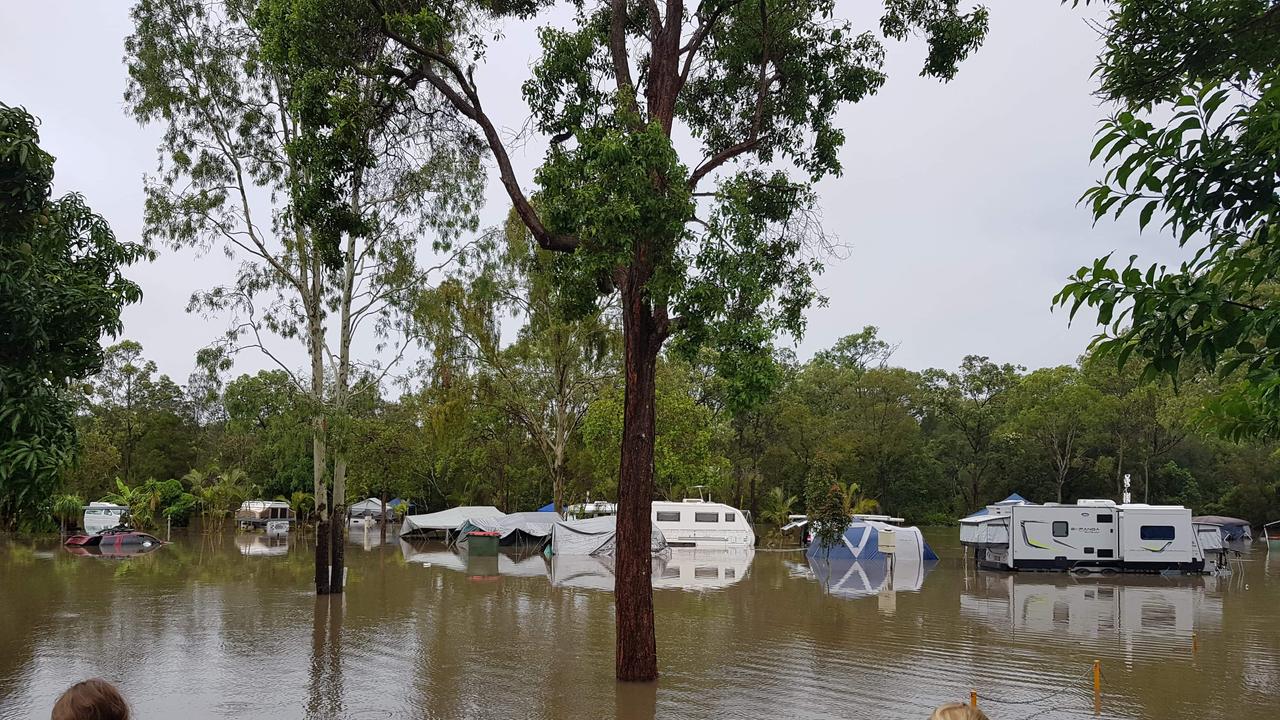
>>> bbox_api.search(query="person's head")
[929,702,990,720]
[52,679,129,720]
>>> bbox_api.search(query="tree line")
[33,324,1279,537]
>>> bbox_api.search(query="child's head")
[52,679,129,720]
[929,702,990,720]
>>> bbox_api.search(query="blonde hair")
[929,702,990,720]
[52,679,129,720]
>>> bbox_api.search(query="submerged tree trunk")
[330,455,347,594]
[615,278,659,682]
[313,415,331,595]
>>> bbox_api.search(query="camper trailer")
[235,500,294,530]
[960,499,1224,574]
[650,499,755,548]
[82,503,128,534]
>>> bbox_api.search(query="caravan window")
[724,512,736,523]
[1096,514,1113,523]
[1052,521,1069,537]
[694,512,718,523]
[656,511,680,523]
[1140,525,1175,541]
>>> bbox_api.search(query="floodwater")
[1,527,1277,720]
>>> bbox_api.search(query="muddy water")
[1,527,1277,720]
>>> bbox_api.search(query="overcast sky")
[0,1,1170,384]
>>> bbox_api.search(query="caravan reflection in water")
[548,549,753,592]
[235,533,289,557]
[960,572,1223,643]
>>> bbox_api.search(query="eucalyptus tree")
[1057,0,1280,439]
[1002,365,1106,503]
[421,214,618,514]
[125,0,483,594]
[0,103,149,528]
[922,356,1023,509]
[264,0,988,680]
[90,341,157,485]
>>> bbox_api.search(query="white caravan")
[651,499,755,548]
[82,503,128,534]
[960,499,1224,573]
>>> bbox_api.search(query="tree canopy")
[0,103,150,528]
[1057,0,1280,439]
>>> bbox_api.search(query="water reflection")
[399,539,551,582]
[960,571,1223,640]
[307,596,345,720]
[400,541,755,592]
[348,522,400,551]
[547,549,754,592]
[803,554,933,599]
[62,543,163,560]
[654,548,752,590]
[3,532,1279,720]
[235,533,289,557]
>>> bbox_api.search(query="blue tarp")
[806,519,938,562]
[537,503,556,512]
[964,493,1031,519]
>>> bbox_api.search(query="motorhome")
[82,503,128,534]
[650,499,755,548]
[235,500,294,530]
[960,499,1225,573]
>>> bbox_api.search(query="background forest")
[41,321,1280,535]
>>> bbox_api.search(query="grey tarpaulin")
[550,515,669,556]
[400,506,503,536]
[1192,515,1253,541]
[455,511,560,548]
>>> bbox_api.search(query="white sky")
[0,1,1171,383]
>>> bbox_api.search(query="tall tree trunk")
[1142,458,1151,504]
[1114,442,1125,500]
[380,493,387,543]
[553,445,566,516]
[330,454,347,594]
[733,423,746,511]
[313,415,331,595]
[614,280,659,683]
[309,273,331,594]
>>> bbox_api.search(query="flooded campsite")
[2,529,1277,720]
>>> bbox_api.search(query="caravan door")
[1088,507,1120,563]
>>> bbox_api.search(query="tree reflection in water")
[308,595,344,720]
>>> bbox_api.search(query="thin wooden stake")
[1093,659,1102,715]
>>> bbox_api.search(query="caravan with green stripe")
[961,498,1227,574]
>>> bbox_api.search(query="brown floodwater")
[1,526,1277,719]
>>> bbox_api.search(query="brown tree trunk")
[313,415,331,595]
[1142,459,1151,504]
[553,449,565,516]
[315,517,331,595]
[330,455,347,594]
[614,279,659,683]
[380,494,387,543]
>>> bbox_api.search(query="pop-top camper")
[961,491,1225,574]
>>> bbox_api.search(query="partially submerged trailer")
[960,499,1225,574]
